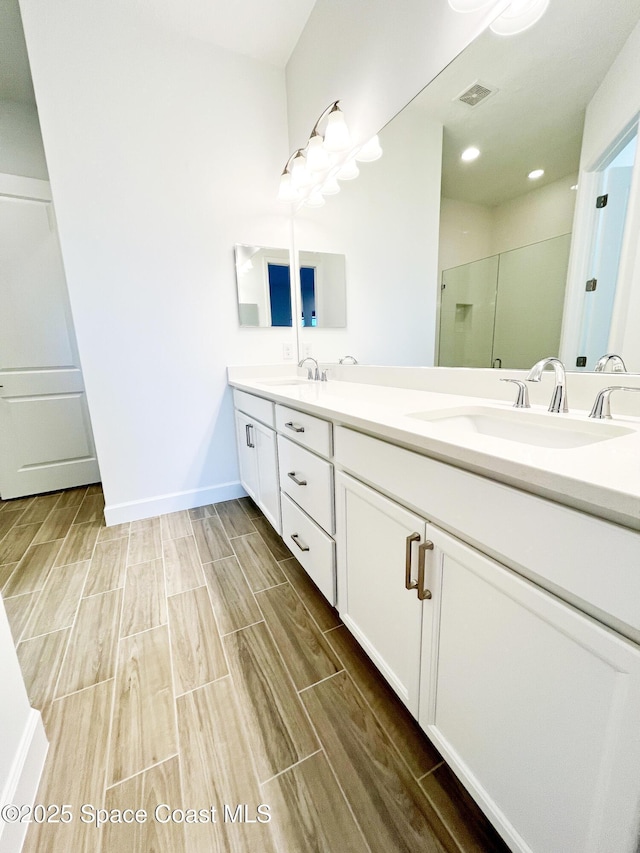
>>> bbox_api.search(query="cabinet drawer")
[281,493,336,605]
[278,436,334,534]
[276,404,332,458]
[233,389,274,427]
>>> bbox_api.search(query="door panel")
[336,471,425,714]
[421,524,640,853]
[0,188,99,498]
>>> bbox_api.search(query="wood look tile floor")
[0,486,510,853]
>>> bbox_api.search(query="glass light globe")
[324,109,352,153]
[355,135,383,162]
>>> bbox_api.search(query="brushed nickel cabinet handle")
[285,421,305,433]
[417,541,434,600]
[405,532,420,590]
[245,423,255,448]
[291,533,310,552]
[288,471,308,486]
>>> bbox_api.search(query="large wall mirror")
[293,0,640,371]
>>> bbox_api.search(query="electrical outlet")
[303,342,313,357]
[282,342,293,360]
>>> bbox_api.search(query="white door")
[420,524,640,853]
[234,411,280,534]
[0,176,100,499]
[335,471,426,714]
[253,419,281,534]
[235,410,259,502]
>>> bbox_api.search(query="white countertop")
[228,371,640,531]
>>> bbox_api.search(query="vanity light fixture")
[461,146,481,162]
[277,100,383,206]
[447,0,550,36]
[528,168,545,179]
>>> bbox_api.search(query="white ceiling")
[404,0,640,207]
[0,0,318,106]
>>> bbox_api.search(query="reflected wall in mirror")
[234,244,292,327]
[293,0,640,371]
[297,251,347,328]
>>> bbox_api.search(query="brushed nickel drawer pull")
[417,541,434,600]
[291,533,310,552]
[288,471,308,486]
[405,532,420,590]
[285,421,305,433]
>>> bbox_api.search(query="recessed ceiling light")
[570,184,578,191]
[461,146,480,162]
[528,169,544,180]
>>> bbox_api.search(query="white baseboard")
[0,709,48,853]
[104,481,247,526]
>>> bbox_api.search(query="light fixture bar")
[277,100,382,206]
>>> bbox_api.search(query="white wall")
[439,173,577,279]
[286,0,507,154]
[19,0,295,522]
[491,174,577,256]
[295,104,442,366]
[439,197,494,273]
[0,99,48,179]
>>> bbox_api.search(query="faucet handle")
[589,386,640,419]
[320,369,329,382]
[500,379,530,409]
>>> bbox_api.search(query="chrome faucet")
[339,355,358,364]
[594,353,627,373]
[589,386,640,419]
[526,357,568,413]
[298,357,319,380]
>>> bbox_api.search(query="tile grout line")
[266,520,445,790]
[287,669,375,853]
[104,752,181,793]
[49,520,106,704]
[218,618,266,638]
[258,748,324,787]
[417,760,446,783]
[101,517,132,793]
[158,519,187,851]
[296,668,346,694]
[322,630,443,786]
[198,518,278,830]
[17,560,91,645]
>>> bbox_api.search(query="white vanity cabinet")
[233,390,280,533]
[334,424,640,853]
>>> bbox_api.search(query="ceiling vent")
[455,80,498,108]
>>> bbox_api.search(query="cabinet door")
[335,472,426,715]
[253,420,281,535]
[235,410,258,500]
[420,524,640,853]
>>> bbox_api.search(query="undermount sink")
[407,406,633,449]
[256,378,310,386]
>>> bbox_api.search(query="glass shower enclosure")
[438,233,571,369]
